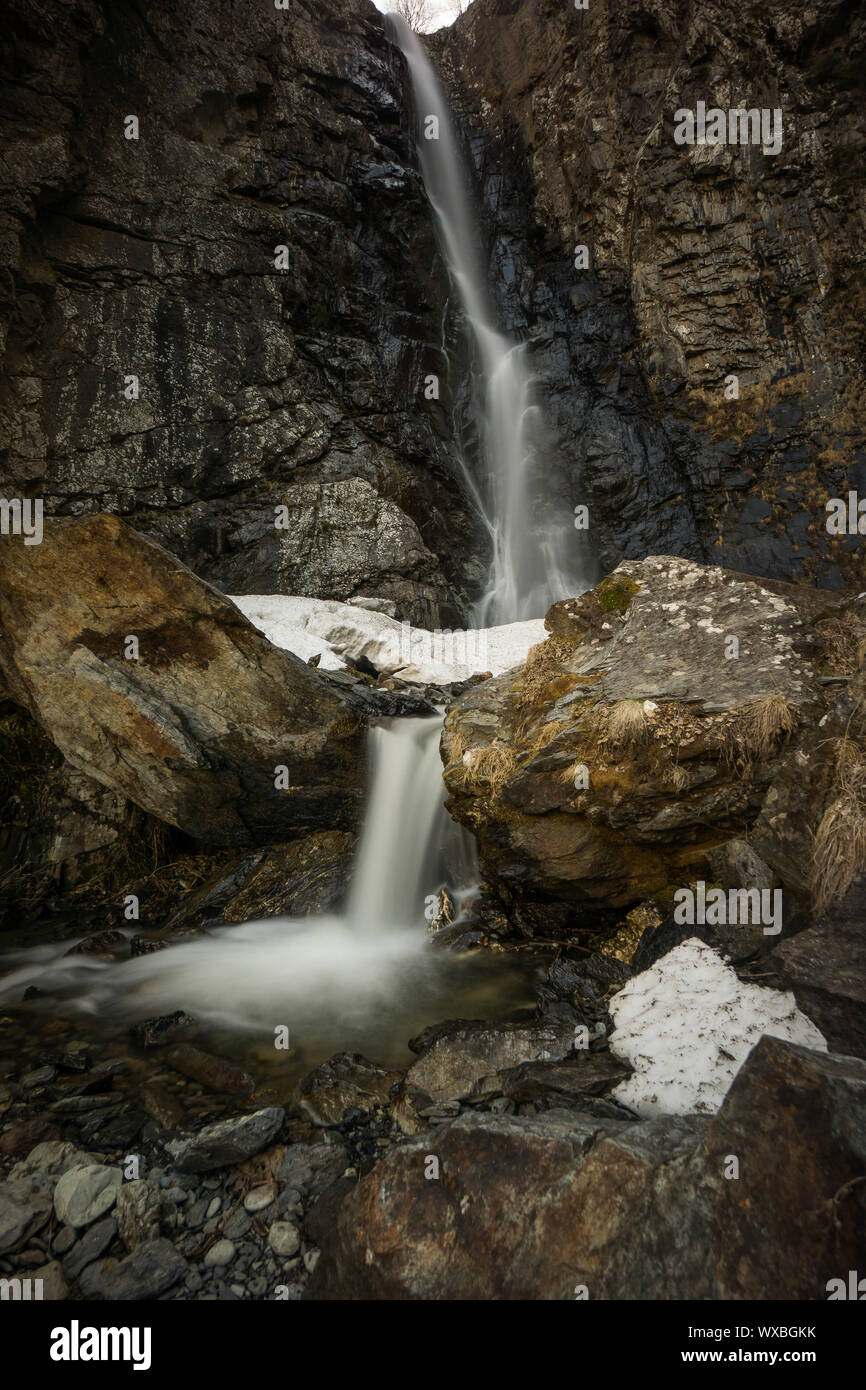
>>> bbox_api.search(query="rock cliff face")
[0,0,483,625]
[433,0,866,587]
[3,0,864,618]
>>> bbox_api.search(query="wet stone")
[63,1216,117,1280]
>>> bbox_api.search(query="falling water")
[347,716,454,929]
[388,12,583,624]
[0,720,496,1051]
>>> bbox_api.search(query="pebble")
[222,1208,251,1240]
[0,1175,53,1252]
[21,1066,56,1089]
[52,1225,77,1256]
[268,1222,300,1258]
[243,1185,274,1213]
[63,1217,117,1280]
[203,1238,236,1268]
[17,1248,46,1267]
[185,1198,209,1230]
[80,1238,187,1300]
[54,1165,122,1229]
[164,1107,284,1174]
[206,1196,221,1219]
[32,1259,68,1300]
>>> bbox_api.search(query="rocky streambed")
[1,514,865,1300]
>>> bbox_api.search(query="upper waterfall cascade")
[388,12,589,624]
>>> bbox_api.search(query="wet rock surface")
[309,1036,866,1300]
[442,555,862,917]
[0,0,864,1309]
[0,514,367,847]
[433,0,866,591]
[0,0,481,625]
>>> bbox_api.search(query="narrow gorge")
[0,0,864,1321]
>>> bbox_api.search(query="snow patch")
[608,937,826,1116]
[231,594,546,684]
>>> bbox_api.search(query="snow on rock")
[608,937,827,1116]
[230,595,546,685]
[230,596,345,670]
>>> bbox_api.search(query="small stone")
[303,1246,320,1274]
[268,1221,300,1258]
[131,1011,197,1049]
[9,1141,95,1181]
[0,1115,62,1157]
[243,1185,274,1214]
[165,1044,255,1096]
[116,1179,162,1251]
[184,1198,208,1230]
[62,1217,116,1280]
[32,1259,68,1300]
[80,1238,186,1300]
[206,1196,221,1219]
[0,1176,53,1254]
[222,1207,251,1241]
[139,1082,185,1131]
[52,1225,77,1256]
[204,1238,236,1268]
[164,1107,284,1173]
[21,1066,56,1089]
[54,1165,122,1229]
[17,1248,46,1266]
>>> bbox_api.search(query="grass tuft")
[603,699,648,750]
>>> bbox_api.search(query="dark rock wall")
[2,0,864,625]
[433,0,866,587]
[0,0,484,625]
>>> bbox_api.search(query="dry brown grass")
[603,699,648,750]
[443,724,467,765]
[512,635,574,735]
[817,612,866,676]
[724,694,798,771]
[687,370,813,443]
[664,762,690,792]
[556,757,591,790]
[811,741,866,916]
[462,743,519,798]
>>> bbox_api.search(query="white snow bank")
[608,937,826,1117]
[230,596,346,671]
[230,594,546,684]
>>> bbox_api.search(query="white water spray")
[388,12,584,624]
[0,719,481,1041]
[348,716,452,929]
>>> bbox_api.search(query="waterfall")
[347,716,452,930]
[387,12,583,624]
[0,719,479,1037]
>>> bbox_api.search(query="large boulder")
[773,886,866,1059]
[308,1036,866,1299]
[442,556,856,918]
[0,514,366,844]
